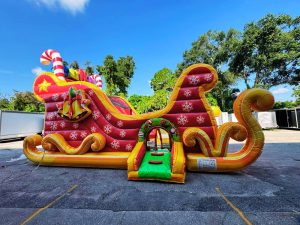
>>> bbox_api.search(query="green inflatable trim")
[138,149,171,180]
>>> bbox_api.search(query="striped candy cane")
[40,49,65,80]
[88,74,102,89]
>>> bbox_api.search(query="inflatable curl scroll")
[184,88,274,172]
[23,133,106,165]
[42,133,106,155]
[183,123,247,157]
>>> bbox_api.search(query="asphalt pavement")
[0,130,299,225]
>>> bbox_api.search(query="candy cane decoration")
[88,74,102,89]
[40,49,65,80]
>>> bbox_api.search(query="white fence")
[0,110,44,140]
[216,111,278,129]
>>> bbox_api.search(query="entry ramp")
[127,141,186,183]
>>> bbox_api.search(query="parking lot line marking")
[21,184,78,225]
[215,187,252,225]
[292,210,300,214]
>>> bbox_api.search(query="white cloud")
[271,87,290,95]
[32,67,43,76]
[30,0,89,15]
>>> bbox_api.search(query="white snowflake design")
[88,90,94,96]
[80,131,88,139]
[196,115,205,125]
[119,130,126,138]
[61,92,68,100]
[46,112,55,120]
[73,123,79,129]
[125,144,133,151]
[52,93,59,101]
[104,124,112,134]
[117,120,123,128]
[50,122,58,131]
[105,114,112,121]
[204,73,212,82]
[183,90,192,98]
[188,75,199,85]
[92,111,100,120]
[177,115,188,126]
[60,121,66,128]
[90,126,97,133]
[111,140,120,149]
[70,131,78,140]
[182,101,193,112]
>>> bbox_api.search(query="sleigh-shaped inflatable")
[24,51,274,183]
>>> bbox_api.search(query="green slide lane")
[138,149,171,180]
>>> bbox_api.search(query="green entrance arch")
[138,118,180,144]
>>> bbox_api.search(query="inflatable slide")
[24,49,274,183]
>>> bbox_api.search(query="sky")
[0,0,299,102]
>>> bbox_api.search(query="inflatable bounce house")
[23,49,274,183]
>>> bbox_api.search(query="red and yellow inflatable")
[24,50,274,183]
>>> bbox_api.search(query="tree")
[115,56,135,95]
[273,101,296,109]
[148,68,176,111]
[230,14,300,89]
[150,68,176,92]
[176,29,241,112]
[147,68,175,111]
[0,96,10,110]
[148,90,170,111]
[70,60,80,70]
[206,93,218,106]
[292,85,300,105]
[128,68,176,113]
[97,55,135,96]
[9,91,45,112]
[85,61,94,75]
[97,55,117,95]
[128,94,152,114]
